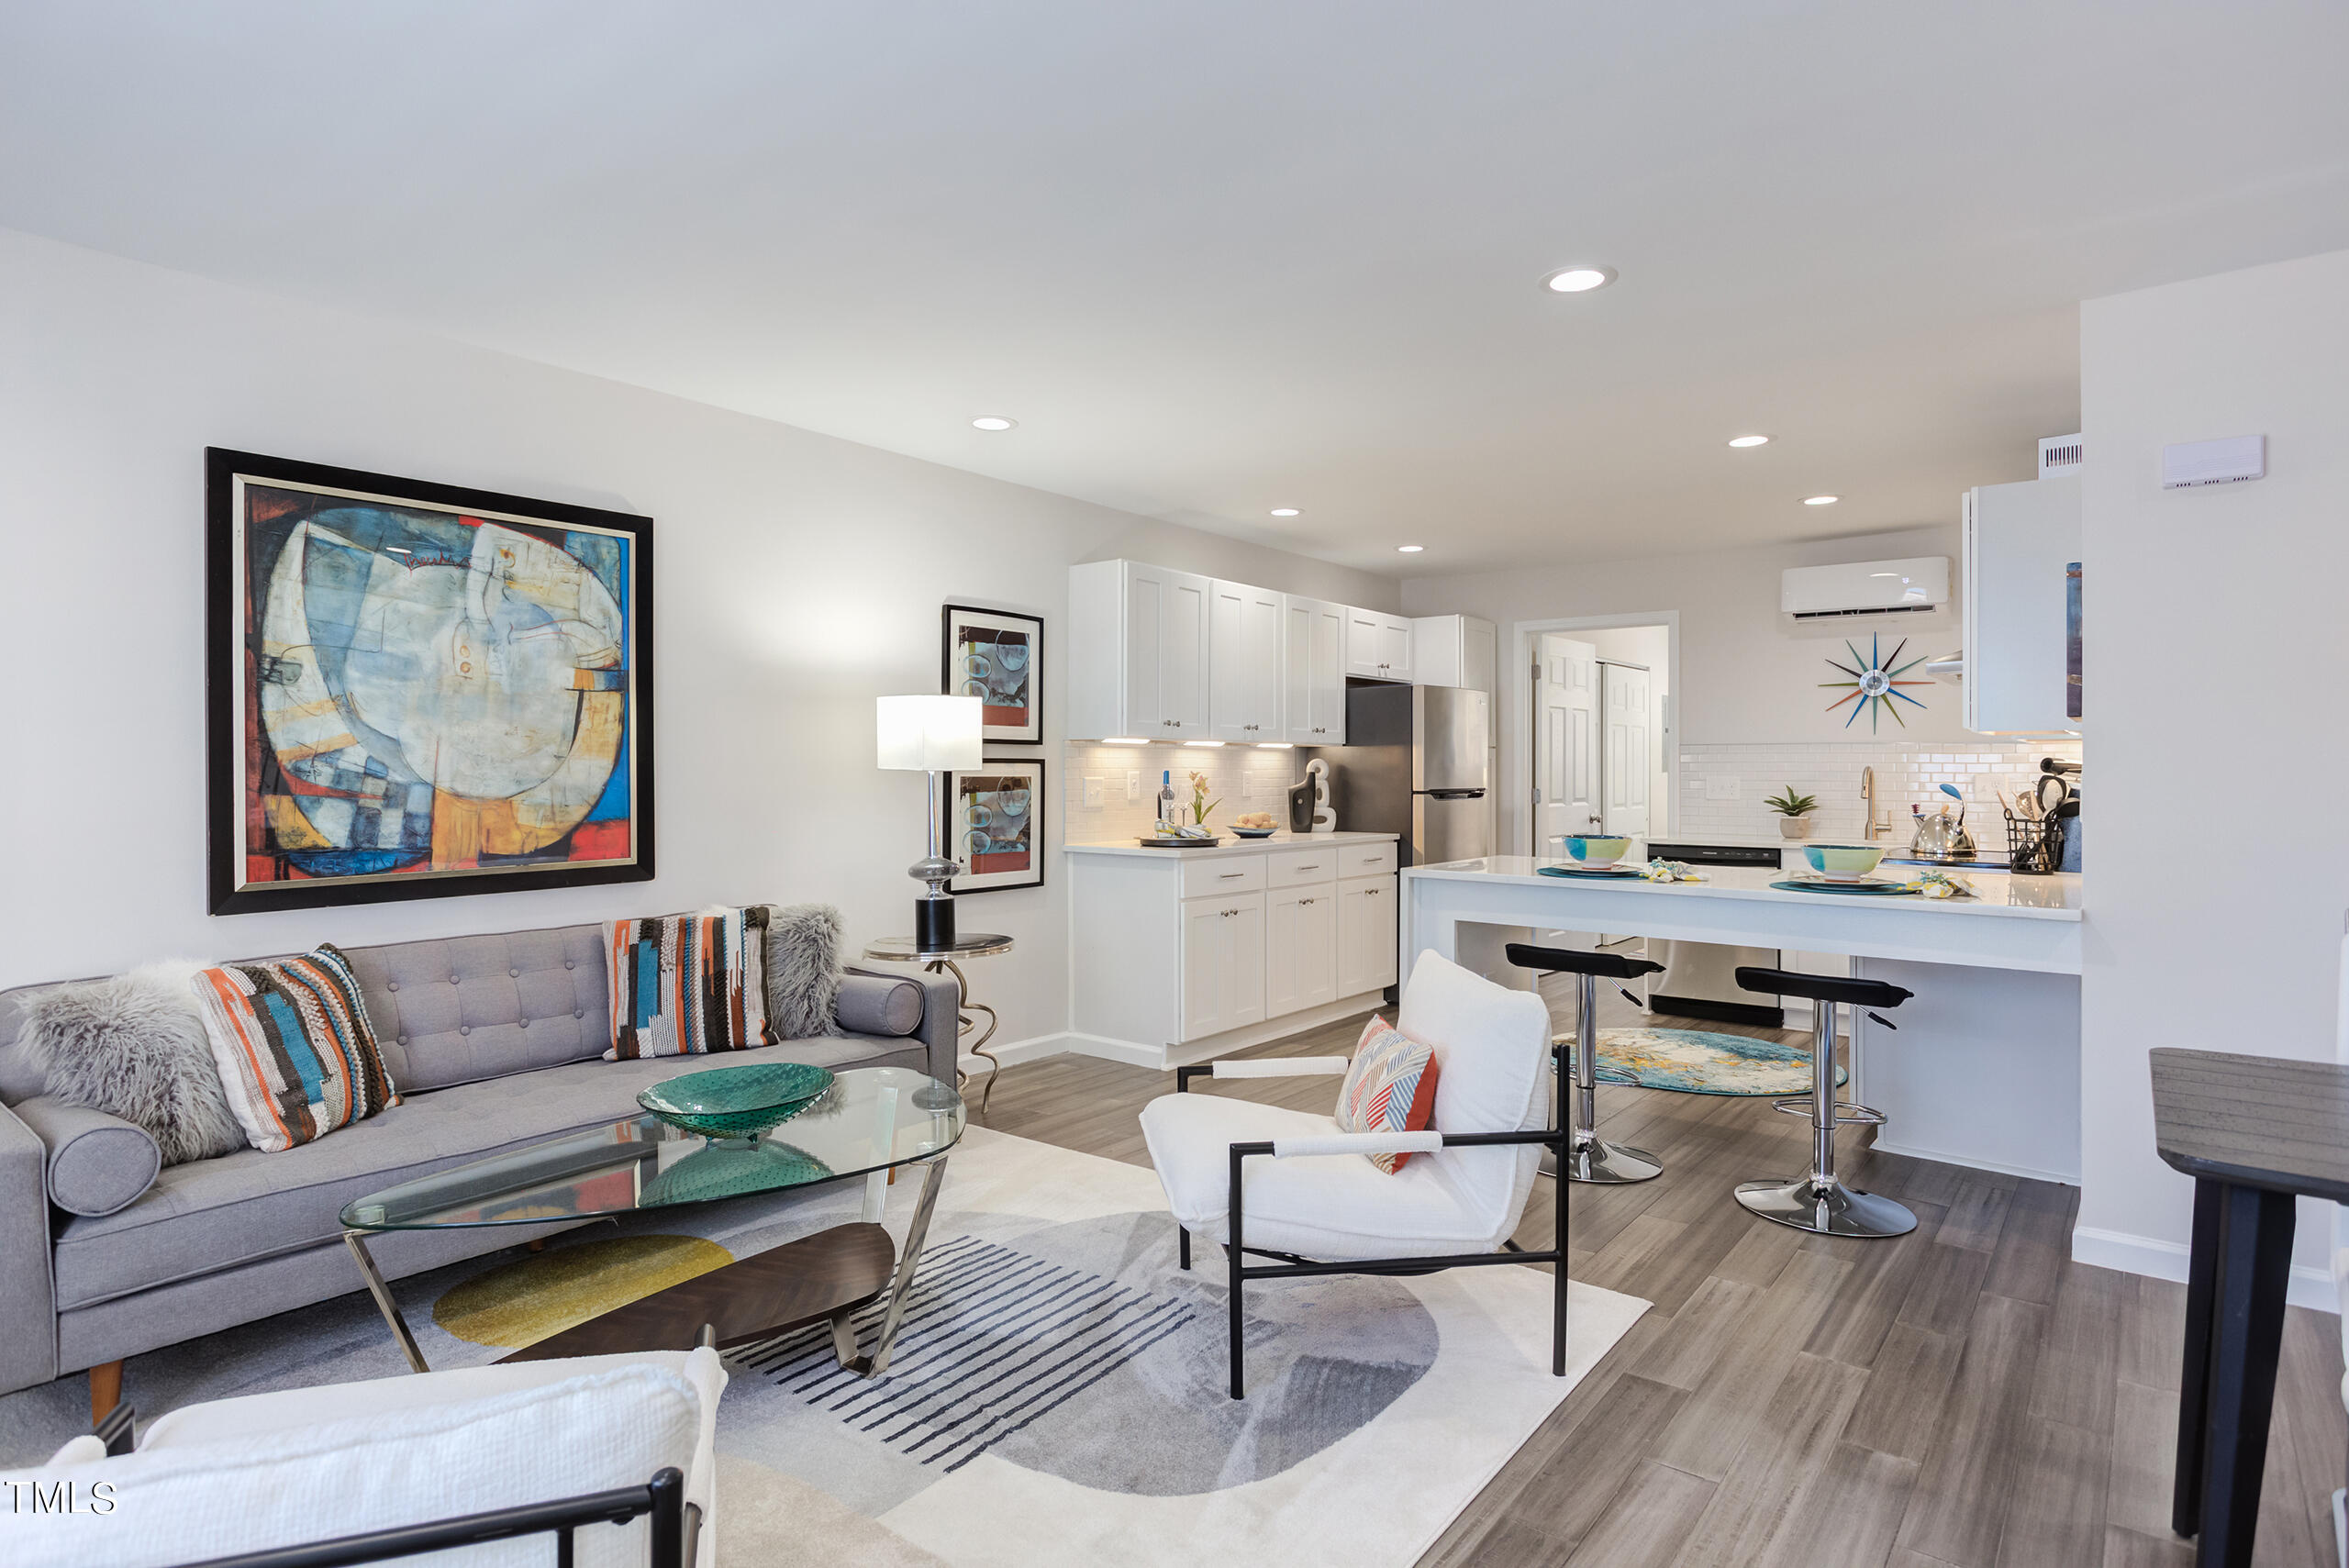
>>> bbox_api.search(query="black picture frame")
[945,756,1046,895]
[206,448,655,914]
[941,603,1043,745]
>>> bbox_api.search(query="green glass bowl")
[637,1062,835,1138]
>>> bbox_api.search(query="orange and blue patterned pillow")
[1334,1014,1442,1173]
[190,944,400,1154]
[604,906,774,1061]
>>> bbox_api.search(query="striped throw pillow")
[605,906,774,1061]
[1333,1014,1442,1173]
[190,944,400,1153]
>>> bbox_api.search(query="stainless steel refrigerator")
[1329,684,1490,868]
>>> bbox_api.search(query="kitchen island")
[1402,857,2084,1182]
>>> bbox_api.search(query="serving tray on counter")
[1136,836,1223,849]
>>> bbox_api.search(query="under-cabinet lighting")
[1182,740,1226,748]
[1255,742,1295,750]
[1101,738,1151,746]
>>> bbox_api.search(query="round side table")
[863,933,1013,1113]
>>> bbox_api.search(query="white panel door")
[1602,662,1651,837]
[1337,876,1397,995]
[1535,634,1599,852]
[1128,562,1212,737]
[1265,885,1336,1018]
[1210,580,1284,741]
[1378,615,1415,682]
[1181,893,1265,1040]
[1286,597,1348,743]
[1343,607,1386,678]
[1225,896,1266,1030]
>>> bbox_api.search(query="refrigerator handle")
[1425,789,1486,800]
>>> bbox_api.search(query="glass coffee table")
[340,1066,964,1379]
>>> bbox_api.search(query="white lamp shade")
[875,695,984,772]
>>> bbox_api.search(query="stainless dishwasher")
[1641,841,1783,1027]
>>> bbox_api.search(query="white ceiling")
[5,2,2346,575]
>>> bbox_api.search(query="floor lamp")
[875,695,984,951]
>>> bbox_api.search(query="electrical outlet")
[1127,770,1141,802]
[1705,775,1742,801]
[1083,775,1105,807]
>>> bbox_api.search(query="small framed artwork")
[947,757,1045,894]
[206,448,654,914]
[942,604,1042,745]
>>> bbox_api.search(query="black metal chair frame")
[1174,1051,1571,1400]
[97,1394,695,1568]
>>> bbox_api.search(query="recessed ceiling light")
[1269,507,1301,517]
[1397,544,1425,553]
[971,416,1017,431]
[1803,495,1840,506]
[1542,266,1616,294]
[1728,435,1771,448]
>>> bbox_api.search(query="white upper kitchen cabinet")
[1409,614,1497,697]
[1344,608,1415,681]
[1962,478,2080,734]
[1282,595,1348,744]
[1068,560,1213,739]
[1208,579,1285,741]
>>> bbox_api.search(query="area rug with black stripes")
[0,1126,1648,1568]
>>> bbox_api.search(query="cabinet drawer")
[1337,841,1396,878]
[1182,854,1265,899]
[1266,847,1338,887]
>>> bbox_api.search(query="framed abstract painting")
[206,449,655,914]
[946,757,1044,895]
[941,604,1042,744]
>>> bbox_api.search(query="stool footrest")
[1768,1095,1888,1127]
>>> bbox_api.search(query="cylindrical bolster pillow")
[12,1096,161,1217]
[831,974,924,1039]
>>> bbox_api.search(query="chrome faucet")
[1861,766,1888,840]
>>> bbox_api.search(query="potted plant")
[1765,786,1818,840]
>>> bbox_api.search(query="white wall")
[0,227,1397,1059]
[2075,246,2349,1293]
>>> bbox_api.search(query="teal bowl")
[638,1062,835,1139]
[1564,835,1632,868]
[1803,843,1887,883]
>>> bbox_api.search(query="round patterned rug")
[1563,1027,1846,1096]
[431,1233,733,1347]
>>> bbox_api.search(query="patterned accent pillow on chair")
[605,906,774,1061]
[1333,1014,1442,1173]
[190,944,400,1153]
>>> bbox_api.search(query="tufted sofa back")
[0,921,618,1105]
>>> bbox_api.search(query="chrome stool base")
[1735,1176,1917,1239]
[1555,1136,1664,1185]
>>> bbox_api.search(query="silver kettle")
[1909,804,1976,861]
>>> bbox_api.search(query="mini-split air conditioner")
[1779,556,1951,620]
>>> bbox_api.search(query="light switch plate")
[1706,775,1742,801]
[1083,775,1105,807]
[1127,771,1141,802]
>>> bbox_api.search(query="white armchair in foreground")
[1140,950,1565,1398]
[5,1347,726,1568]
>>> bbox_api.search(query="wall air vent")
[1780,556,1951,621]
[1788,602,1941,621]
[2039,434,2083,478]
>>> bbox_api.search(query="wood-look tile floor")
[979,975,2346,1568]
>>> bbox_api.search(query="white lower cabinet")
[1337,873,1397,996]
[1266,884,1337,1018]
[1067,838,1401,1063]
[1181,892,1265,1040]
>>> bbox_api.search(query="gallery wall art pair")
[206,450,652,914]
[941,603,1045,895]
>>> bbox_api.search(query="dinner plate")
[1537,863,1646,879]
[1768,877,1918,896]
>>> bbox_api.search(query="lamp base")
[914,896,956,953]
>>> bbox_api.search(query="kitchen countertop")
[1063,830,1398,861]
[1406,856,2080,921]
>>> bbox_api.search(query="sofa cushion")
[343,925,612,1094]
[51,1035,923,1311]
[834,973,924,1038]
[12,1096,161,1217]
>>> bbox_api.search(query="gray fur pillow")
[764,904,846,1040]
[25,962,247,1165]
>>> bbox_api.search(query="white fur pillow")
[25,962,246,1165]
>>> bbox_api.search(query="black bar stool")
[1506,943,1666,1184]
[1731,965,1915,1238]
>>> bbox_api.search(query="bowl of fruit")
[1231,811,1279,839]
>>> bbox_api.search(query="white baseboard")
[958,1031,1071,1077]
[1058,1031,1169,1069]
[2071,1224,2340,1314]
[1869,1136,2079,1187]
[1061,992,1386,1073]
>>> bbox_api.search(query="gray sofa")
[0,917,959,1401]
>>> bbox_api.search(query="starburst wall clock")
[1821,634,1932,730]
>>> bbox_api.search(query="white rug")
[0,1128,1647,1568]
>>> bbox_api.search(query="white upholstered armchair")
[1139,949,1566,1398]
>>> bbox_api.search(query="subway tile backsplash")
[1670,739,2084,844]
[1062,744,1314,843]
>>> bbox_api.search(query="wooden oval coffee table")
[340,1066,964,1379]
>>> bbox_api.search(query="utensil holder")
[2004,813,2066,875]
